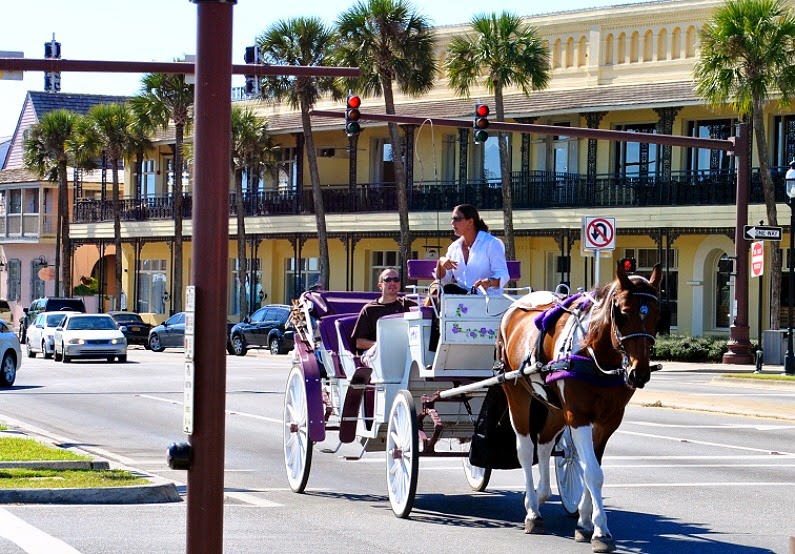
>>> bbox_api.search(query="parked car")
[229,304,295,356]
[108,311,152,349]
[53,313,127,363]
[25,311,80,359]
[21,297,87,342]
[0,299,12,324]
[149,312,235,354]
[0,319,22,387]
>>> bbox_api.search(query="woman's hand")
[472,277,497,290]
[438,256,458,272]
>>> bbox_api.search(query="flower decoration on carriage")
[455,303,469,317]
[451,323,496,340]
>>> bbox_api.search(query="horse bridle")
[609,289,659,372]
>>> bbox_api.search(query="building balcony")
[70,168,785,225]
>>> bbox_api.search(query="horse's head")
[610,262,663,389]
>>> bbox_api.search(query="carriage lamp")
[785,170,795,375]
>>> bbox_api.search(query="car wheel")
[149,334,165,352]
[26,339,35,358]
[62,349,71,363]
[118,355,128,363]
[232,335,247,356]
[0,352,16,387]
[270,337,282,356]
[53,347,62,362]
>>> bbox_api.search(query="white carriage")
[283,261,583,518]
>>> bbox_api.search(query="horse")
[497,261,662,553]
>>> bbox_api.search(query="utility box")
[762,329,789,365]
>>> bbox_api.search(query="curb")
[0,460,110,470]
[0,480,181,505]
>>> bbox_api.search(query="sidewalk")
[630,360,795,421]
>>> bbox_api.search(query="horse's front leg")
[515,432,544,534]
[535,438,555,507]
[570,424,615,553]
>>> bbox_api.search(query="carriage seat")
[334,312,410,384]
[407,259,521,281]
[335,314,363,378]
[317,314,356,379]
[302,290,380,318]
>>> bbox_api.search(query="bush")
[653,334,734,363]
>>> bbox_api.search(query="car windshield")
[66,316,118,331]
[45,314,67,327]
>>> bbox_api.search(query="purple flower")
[480,328,487,334]
[452,326,460,333]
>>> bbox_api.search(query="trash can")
[762,329,789,365]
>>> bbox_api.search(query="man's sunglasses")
[381,277,401,283]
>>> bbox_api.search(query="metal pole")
[786,201,795,375]
[186,2,233,552]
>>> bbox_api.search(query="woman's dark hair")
[455,204,489,232]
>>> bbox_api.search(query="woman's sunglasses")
[381,277,401,283]
[451,216,464,222]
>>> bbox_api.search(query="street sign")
[751,241,764,278]
[743,225,782,241]
[582,216,616,250]
[0,51,23,80]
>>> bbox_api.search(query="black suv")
[20,297,87,342]
[229,304,295,356]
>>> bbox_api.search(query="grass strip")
[721,374,795,383]
[0,468,148,489]
[0,437,90,462]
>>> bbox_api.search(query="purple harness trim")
[544,354,625,387]
[534,293,583,332]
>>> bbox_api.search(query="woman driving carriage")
[434,204,509,295]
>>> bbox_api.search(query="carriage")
[282,260,586,519]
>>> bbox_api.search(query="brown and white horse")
[497,262,662,553]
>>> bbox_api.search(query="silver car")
[53,313,127,363]
[25,311,80,359]
[0,319,22,387]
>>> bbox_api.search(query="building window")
[165,158,191,196]
[284,257,320,303]
[442,133,458,183]
[137,259,168,314]
[686,119,736,174]
[141,159,157,198]
[624,248,678,327]
[369,250,417,289]
[614,123,659,178]
[30,260,45,300]
[7,259,20,302]
[230,258,262,316]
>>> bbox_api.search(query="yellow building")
[3,0,789,339]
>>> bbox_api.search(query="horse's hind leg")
[516,432,545,534]
[570,424,615,552]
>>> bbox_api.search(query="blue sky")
[0,0,642,138]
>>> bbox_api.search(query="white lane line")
[224,492,283,508]
[0,507,82,554]
[496,482,795,491]
[617,429,795,456]
[627,422,795,430]
[138,394,282,424]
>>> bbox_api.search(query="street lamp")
[785,168,795,375]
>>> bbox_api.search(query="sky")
[0,0,642,139]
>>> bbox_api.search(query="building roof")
[27,91,131,119]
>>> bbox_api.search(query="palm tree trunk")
[112,160,123,308]
[235,169,248,319]
[753,102,781,329]
[172,124,184,314]
[58,160,71,296]
[301,107,330,289]
[383,81,411,282]
[494,84,515,261]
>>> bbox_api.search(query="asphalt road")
[1,348,794,553]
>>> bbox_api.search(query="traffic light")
[243,45,260,97]
[619,258,636,273]
[473,103,490,143]
[718,258,735,275]
[345,95,362,137]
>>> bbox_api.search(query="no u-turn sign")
[582,216,616,251]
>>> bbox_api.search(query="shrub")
[653,334,733,363]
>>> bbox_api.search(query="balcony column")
[294,132,304,215]
[653,106,681,181]
[458,128,469,188]
[348,133,359,212]
[583,112,606,203]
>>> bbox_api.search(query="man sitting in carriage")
[351,267,416,367]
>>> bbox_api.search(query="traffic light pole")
[311,109,753,364]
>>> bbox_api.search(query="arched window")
[630,31,640,63]
[577,36,587,67]
[657,28,668,61]
[671,27,682,60]
[604,33,614,65]
[643,30,653,62]
[685,25,697,58]
[565,37,575,68]
[617,33,627,64]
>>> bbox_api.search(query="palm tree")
[694,0,795,329]
[73,102,137,308]
[336,0,437,281]
[23,109,84,297]
[231,105,272,319]
[445,11,551,261]
[129,70,194,313]
[258,17,339,290]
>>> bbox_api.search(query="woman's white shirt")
[434,231,509,294]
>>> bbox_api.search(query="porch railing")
[71,167,784,224]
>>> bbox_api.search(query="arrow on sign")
[743,225,782,241]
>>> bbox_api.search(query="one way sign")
[743,225,782,241]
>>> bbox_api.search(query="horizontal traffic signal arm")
[310,109,736,153]
[0,57,360,78]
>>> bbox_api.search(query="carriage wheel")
[386,390,419,518]
[462,455,492,492]
[283,365,313,493]
[554,426,584,516]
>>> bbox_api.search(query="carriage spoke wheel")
[462,451,491,492]
[283,365,313,493]
[386,390,419,518]
[555,426,584,516]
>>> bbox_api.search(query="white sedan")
[0,319,22,387]
[25,310,80,359]
[53,313,127,363]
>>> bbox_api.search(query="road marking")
[0,507,81,553]
[495,482,795,491]
[617,429,795,456]
[627,422,795,430]
[224,491,283,508]
[138,394,282,424]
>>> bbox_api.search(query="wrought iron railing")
[70,167,789,224]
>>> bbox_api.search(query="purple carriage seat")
[406,259,521,281]
[302,290,380,318]
[335,314,364,376]
[317,314,356,379]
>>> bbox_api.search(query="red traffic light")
[475,103,489,117]
[347,95,361,109]
[619,258,636,273]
